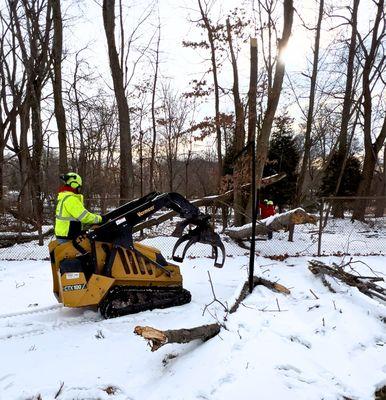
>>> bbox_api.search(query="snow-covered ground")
[0,234,385,399]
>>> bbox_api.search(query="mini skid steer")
[48,192,225,318]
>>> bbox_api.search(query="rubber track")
[99,286,192,319]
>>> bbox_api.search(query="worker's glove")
[100,215,109,225]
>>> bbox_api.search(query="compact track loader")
[48,192,225,318]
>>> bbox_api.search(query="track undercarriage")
[99,286,192,318]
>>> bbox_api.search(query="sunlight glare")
[279,33,309,69]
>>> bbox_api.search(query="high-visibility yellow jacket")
[54,190,102,239]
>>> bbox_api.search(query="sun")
[279,32,310,69]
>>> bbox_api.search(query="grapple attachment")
[171,222,225,268]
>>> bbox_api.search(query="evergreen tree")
[319,153,361,197]
[319,153,361,218]
[262,115,300,210]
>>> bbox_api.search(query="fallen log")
[308,259,386,302]
[134,173,286,233]
[230,276,290,314]
[225,208,317,240]
[134,323,221,352]
[0,228,54,248]
[134,276,290,351]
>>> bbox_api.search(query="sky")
[4,0,378,151]
[64,0,373,86]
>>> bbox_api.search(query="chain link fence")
[0,196,385,261]
[317,196,386,256]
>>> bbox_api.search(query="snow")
[0,225,52,238]
[0,230,385,400]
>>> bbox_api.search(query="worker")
[259,199,276,240]
[54,172,102,243]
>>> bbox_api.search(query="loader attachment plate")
[172,225,225,268]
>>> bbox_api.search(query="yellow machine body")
[48,237,183,308]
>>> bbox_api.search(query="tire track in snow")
[0,309,103,341]
[0,304,63,320]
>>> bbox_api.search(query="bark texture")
[226,18,246,226]
[225,208,317,240]
[134,324,221,352]
[352,0,386,220]
[51,0,68,173]
[294,0,323,204]
[197,0,223,188]
[255,0,293,186]
[103,0,134,202]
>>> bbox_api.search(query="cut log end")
[134,326,168,352]
[134,323,221,352]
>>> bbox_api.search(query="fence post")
[317,198,324,256]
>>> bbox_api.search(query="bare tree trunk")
[73,54,86,181]
[11,0,53,239]
[245,38,258,220]
[294,0,323,205]
[51,0,67,174]
[255,0,293,188]
[375,145,386,217]
[17,99,33,217]
[149,24,160,191]
[29,84,44,243]
[330,0,360,218]
[226,18,246,227]
[197,0,222,188]
[103,0,134,203]
[0,128,4,212]
[353,117,386,220]
[337,0,359,162]
[353,0,386,220]
[225,208,317,240]
[289,0,322,241]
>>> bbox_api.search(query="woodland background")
[0,0,385,237]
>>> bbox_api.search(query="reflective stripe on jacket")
[54,191,102,239]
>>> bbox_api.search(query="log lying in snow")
[134,276,290,351]
[308,259,386,302]
[133,173,286,233]
[134,324,221,352]
[0,228,54,248]
[230,276,290,314]
[225,208,317,240]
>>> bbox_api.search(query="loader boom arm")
[87,192,225,267]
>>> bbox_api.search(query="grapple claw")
[172,223,226,268]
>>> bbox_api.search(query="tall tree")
[197,0,223,189]
[226,17,246,226]
[255,0,294,188]
[11,0,53,242]
[103,0,134,202]
[149,23,160,191]
[51,0,67,173]
[293,0,324,205]
[352,0,386,220]
[336,0,359,167]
